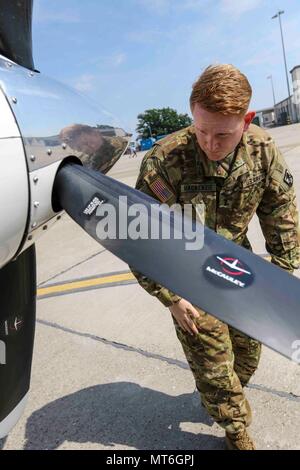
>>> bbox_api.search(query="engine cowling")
[0,55,129,269]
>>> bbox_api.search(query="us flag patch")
[149,176,174,203]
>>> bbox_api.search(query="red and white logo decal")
[216,257,251,277]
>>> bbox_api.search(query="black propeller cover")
[0,0,34,70]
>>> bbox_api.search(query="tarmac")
[2,123,300,450]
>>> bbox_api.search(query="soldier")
[59,124,126,173]
[131,64,300,450]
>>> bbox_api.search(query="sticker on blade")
[81,194,107,218]
[1,315,24,338]
[204,255,254,289]
[0,339,6,365]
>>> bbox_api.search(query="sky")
[33,0,300,135]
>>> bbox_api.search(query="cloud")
[111,53,127,67]
[220,0,263,18]
[74,74,96,92]
[89,52,127,69]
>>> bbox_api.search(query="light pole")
[267,75,277,124]
[272,10,292,123]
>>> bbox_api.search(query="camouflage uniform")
[131,124,300,435]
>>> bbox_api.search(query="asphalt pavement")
[2,124,300,450]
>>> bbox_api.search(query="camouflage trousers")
[173,309,261,435]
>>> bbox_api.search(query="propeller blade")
[53,162,300,363]
[0,0,34,70]
[0,244,36,438]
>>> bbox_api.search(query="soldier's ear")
[243,111,256,131]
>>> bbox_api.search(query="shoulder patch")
[283,169,293,187]
[149,176,175,203]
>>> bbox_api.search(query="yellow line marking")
[37,272,135,297]
[37,255,272,297]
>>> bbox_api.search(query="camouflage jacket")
[131,124,300,306]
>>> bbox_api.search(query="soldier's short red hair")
[190,64,252,115]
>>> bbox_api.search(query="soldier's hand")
[169,299,200,336]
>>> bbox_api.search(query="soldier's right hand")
[169,299,200,336]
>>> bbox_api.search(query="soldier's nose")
[206,138,216,152]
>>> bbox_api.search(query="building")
[290,65,300,122]
[256,65,300,127]
[254,107,275,127]
[273,65,300,125]
[274,96,292,125]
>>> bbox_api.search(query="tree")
[136,107,192,139]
